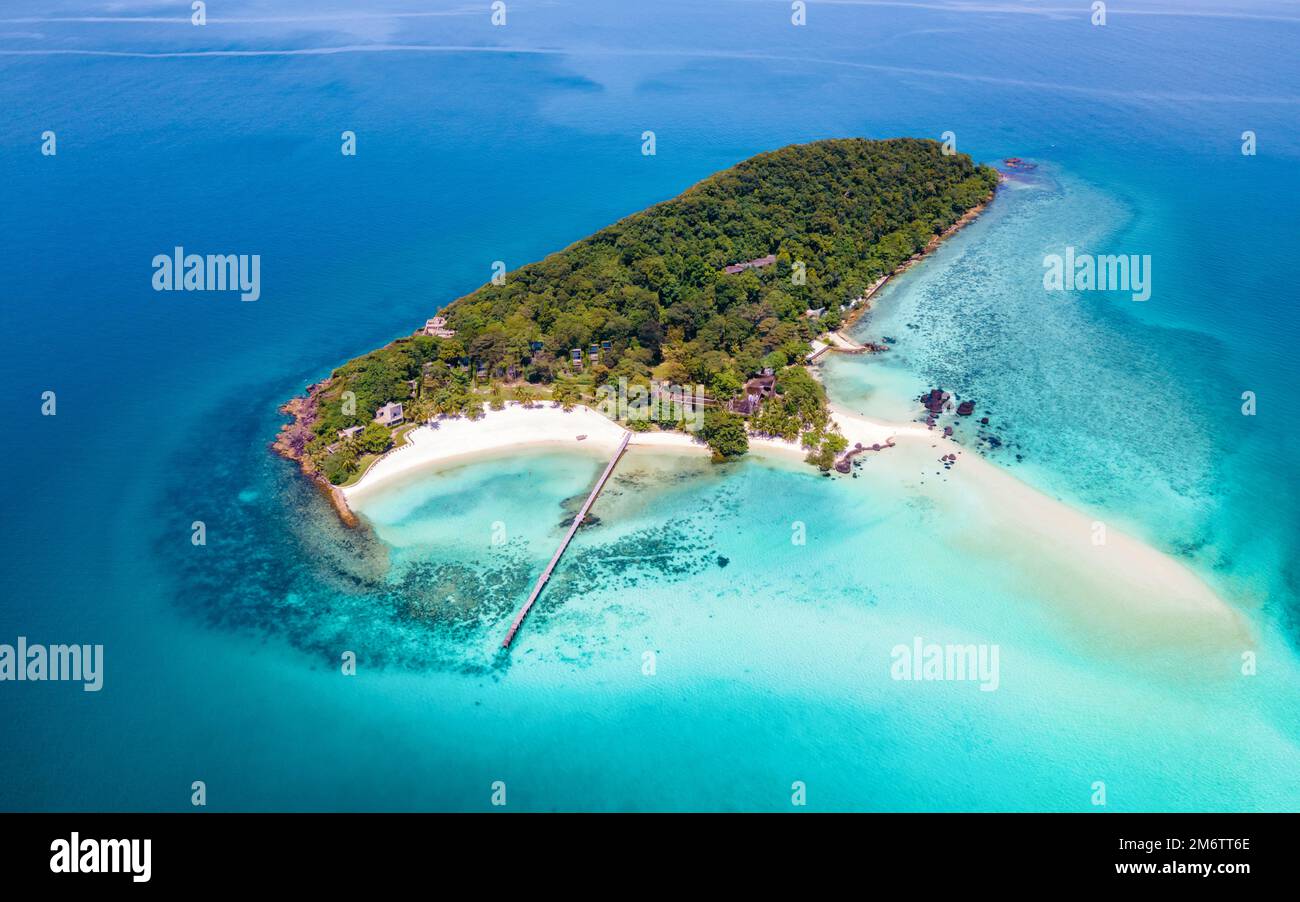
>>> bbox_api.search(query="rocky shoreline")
[840,194,992,333]
[272,382,360,528]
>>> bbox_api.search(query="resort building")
[722,253,777,275]
[374,402,404,427]
[650,383,712,411]
[729,372,777,415]
[421,316,457,338]
[338,426,363,441]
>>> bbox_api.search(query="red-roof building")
[722,254,777,275]
[729,373,776,415]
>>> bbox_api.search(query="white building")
[374,402,405,427]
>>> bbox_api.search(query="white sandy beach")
[342,403,693,503]
[831,401,1250,651]
[825,331,865,352]
[885,430,1249,652]
[341,401,923,503]
[342,399,1248,652]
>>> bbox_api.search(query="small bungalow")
[338,426,363,441]
[804,307,826,319]
[374,402,405,427]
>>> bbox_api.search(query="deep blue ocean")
[2,0,1298,811]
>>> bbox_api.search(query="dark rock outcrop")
[921,388,950,416]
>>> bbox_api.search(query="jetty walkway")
[501,430,632,648]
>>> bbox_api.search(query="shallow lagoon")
[2,0,1297,811]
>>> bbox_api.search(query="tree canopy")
[287,138,997,481]
[441,137,996,385]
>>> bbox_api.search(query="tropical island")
[275,138,999,493]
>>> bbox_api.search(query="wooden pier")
[501,431,632,648]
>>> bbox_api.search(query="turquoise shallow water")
[826,159,1297,616]
[1,0,1298,810]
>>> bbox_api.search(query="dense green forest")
[282,138,997,481]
